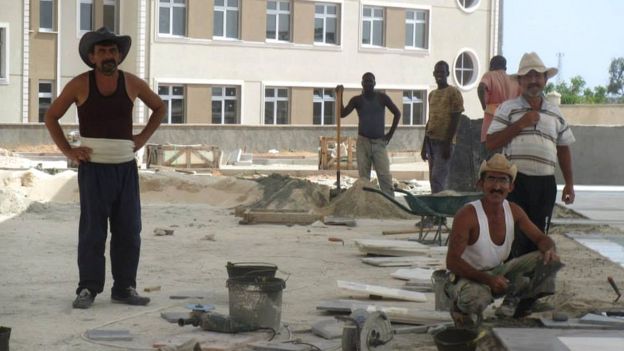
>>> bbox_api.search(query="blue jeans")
[77,160,142,296]
[424,138,453,194]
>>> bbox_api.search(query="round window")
[453,49,480,90]
[457,0,481,13]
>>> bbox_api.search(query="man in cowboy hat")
[45,27,165,309]
[445,154,561,327]
[486,52,575,259]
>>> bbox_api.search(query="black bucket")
[226,276,285,330]
[433,327,479,351]
[0,327,10,351]
[226,262,277,278]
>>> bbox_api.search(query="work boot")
[495,296,519,318]
[73,288,95,309]
[111,287,150,306]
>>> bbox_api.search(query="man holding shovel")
[336,73,401,197]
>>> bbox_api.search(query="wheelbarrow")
[363,187,482,245]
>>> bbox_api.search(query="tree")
[607,57,624,96]
[545,75,608,104]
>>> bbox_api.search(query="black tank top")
[78,70,134,140]
[356,93,386,139]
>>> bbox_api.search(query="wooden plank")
[540,317,620,330]
[316,299,451,325]
[323,216,356,227]
[382,229,420,235]
[240,210,322,225]
[337,280,427,302]
[361,256,444,268]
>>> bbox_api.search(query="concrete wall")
[560,104,624,125]
[2,122,622,186]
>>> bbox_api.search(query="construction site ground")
[1,148,624,350]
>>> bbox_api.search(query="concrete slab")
[579,313,624,328]
[493,327,624,351]
[310,319,344,339]
[540,317,618,329]
[559,336,624,351]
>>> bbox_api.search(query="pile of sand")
[322,179,417,219]
[244,173,330,212]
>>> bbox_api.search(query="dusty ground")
[1,168,624,350]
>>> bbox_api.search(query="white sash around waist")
[80,137,135,164]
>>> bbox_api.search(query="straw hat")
[479,153,517,182]
[79,27,131,68]
[510,52,558,79]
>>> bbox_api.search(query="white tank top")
[460,199,514,271]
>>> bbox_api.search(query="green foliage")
[607,57,624,96]
[546,75,608,104]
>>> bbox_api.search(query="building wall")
[0,0,24,122]
[147,0,494,126]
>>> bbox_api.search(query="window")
[103,0,118,32]
[314,3,338,44]
[265,88,289,125]
[362,6,383,46]
[454,50,479,89]
[38,81,54,123]
[79,0,93,32]
[159,0,186,36]
[212,87,238,124]
[313,88,335,125]
[158,85,185,124]
[0,25,7,84]
[40,0,54,31]
[214,0,239,39]
[457,0,481,12]
[405,9,428,49]
[266,1,291,41]
[402,90,426,125]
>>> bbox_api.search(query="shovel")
[330,86,346,199]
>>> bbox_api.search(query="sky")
[503,0,624,89]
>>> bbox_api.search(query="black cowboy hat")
[79,27,131,68]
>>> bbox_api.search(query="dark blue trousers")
[76,160,142,297]
[507,172,557,259]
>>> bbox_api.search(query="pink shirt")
[480,70,521,142]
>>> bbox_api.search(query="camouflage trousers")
[445,251,558,316]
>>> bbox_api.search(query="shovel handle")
[608,276,621,297]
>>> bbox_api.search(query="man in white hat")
[445,154,561,327]
[45,27,165,309]
[486,52,575,259]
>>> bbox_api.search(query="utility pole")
[556,52,564,83]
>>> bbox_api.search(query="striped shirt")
[487,95,575,176]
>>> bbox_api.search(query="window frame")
[264,87,290,125]
[0,24,8,84]
[361,5,384,47]
[39,0,55,32]
[213,0,240,40]
[211,86,239,124]
[158,84,186,124]
[103,0,119,33]
[38,80,54,123]
[314,2,339,45]
[78,0,93,34]
[266,0,291,42]
[453,48,480,91]
[404,8,429,50]
[158,0,187,37]
[312,88,336,126]
[456,0,481,13]
[402,89,427,126]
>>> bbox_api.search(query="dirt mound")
[245,173,330,212]
[322,179,417,219]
